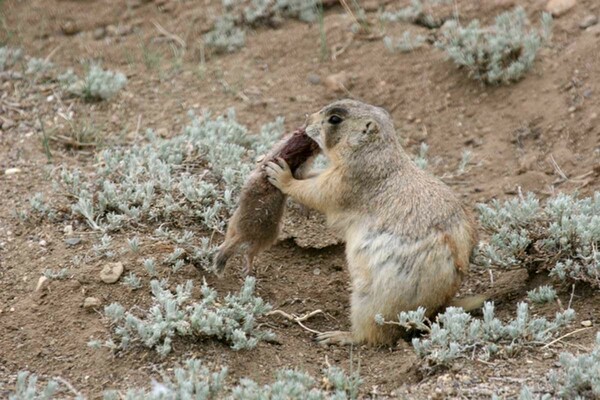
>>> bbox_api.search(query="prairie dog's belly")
[345,222,458,315]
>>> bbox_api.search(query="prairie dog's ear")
[362,119,380,135]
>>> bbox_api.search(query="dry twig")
[267,309,324,334]
[152,20,186,50]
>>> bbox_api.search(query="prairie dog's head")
[305,99,396,160]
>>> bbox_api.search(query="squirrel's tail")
[448,294,487,312]
[213,240,239,277]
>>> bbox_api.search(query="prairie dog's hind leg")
[316,331,356,346]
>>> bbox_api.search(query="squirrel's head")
[305,99,397,161]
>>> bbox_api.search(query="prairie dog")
[214,129,319,276]
[266,99,479,346]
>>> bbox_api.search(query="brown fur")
[266,100,481,346]
[214,129,320,276]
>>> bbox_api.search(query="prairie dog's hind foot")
[316,331,356,346]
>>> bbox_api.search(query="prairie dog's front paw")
[265,158,293,192]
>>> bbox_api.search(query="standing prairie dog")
[266,99,481,346]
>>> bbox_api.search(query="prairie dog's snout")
[305,112,324,149]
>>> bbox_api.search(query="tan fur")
[266,99,480,346]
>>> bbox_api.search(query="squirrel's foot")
[316,330,356,346]
[265,157,293,192]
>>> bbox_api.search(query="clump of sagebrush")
[435,7,552,84]
[99,276,274,356]
[497,386,550,400]
[232,366,362,399]
[548,332,600,398]
[207,1,318,54]
[413,142,429,170]
[377,302,575,370]
[102,358,361,400]
[29,192,57,221]
[232,0,319,25]
[55,109,282,238]
[380,0,450,28]
[123,272,142,290]
[43,267,70,280]
[0,46,23,71]
[204,15,246,53]
[25,57,54,76]
[383,31,427,53]
[527,285,557,304]
[59,64,127,101]
[8,371,59,400]
[478,191,600,287]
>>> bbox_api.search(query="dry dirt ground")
[1,0,599,398]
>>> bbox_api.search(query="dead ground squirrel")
[265,99,482,346]
[214,128,319,276]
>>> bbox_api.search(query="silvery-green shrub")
[436,7,552,84]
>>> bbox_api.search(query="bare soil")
[1,0,599,398]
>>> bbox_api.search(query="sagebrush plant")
[102,358,361,399]
[380,0,450,28]
[377,302,575,369]
[235,0,319,25]
[436,7,552,84]
[0,46,22,71]
[98,276,274,356]
[527,285,557,304]
[29,192,57,220]
[477,191,600,287]
[207,0,319,53]
[383,31,426,53]
[59,64,127,101]
[42,267,70,280]
[413,142,429,170]
[8,371,59,400]
[497,386,551,400]
[25,57,54,76]
[456,149,472,175]
[548,332,600,398]
[123,271,142,290]
[50,110,282,272]
[204,15,246,54]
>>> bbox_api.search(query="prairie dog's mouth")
[305,124,325,150]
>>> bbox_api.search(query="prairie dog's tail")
[448,294,487,312]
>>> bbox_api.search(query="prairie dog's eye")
[328,115,343,125]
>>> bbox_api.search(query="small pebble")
[5,168,22,175]
[64,224,74,235]
[100,262,124,284]
[307,73,321,85]
[1,118,15,129]
[83,297,102,309]
[64,237,81,246]
[579,15,598,29]
[581,320,592,327]
[93,27,106,40]
[39,240,47,247]
[35,276,49,292]
[313,268,321,276]
[61,20,80,35]
[546,0,576,17]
